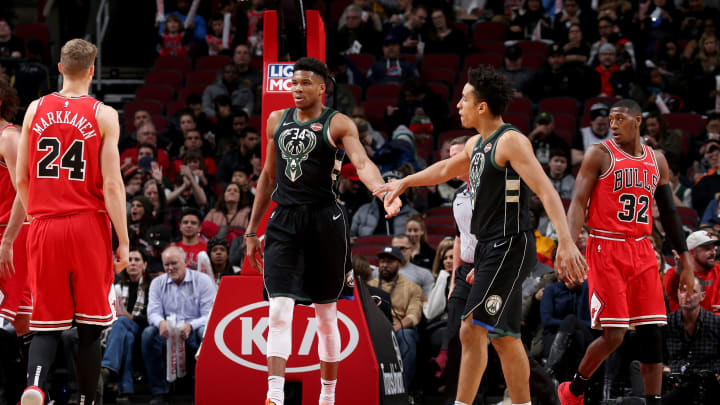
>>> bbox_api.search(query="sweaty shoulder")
[266,109,286,138]
[585,142,611,173]
[464,134,482,156]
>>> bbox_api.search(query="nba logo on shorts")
[267,63,295,93]
[485,295,502,315]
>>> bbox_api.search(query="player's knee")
[268,297,295,330]
[459,319,486,347]
[603,328,626,350]
[314,303,338,336]
[635,325,663,364]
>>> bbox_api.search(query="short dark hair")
[180,208,202,223]
[449,135,470,146]
[233,109,249,120]
[549,148,569,162]
[241,127,258,138]
[178,108,195,120]
[293,57,329,84]
[186,93,202,105]
[467,66,514,116]
[137,142,157,158]
[707,112,720,123]
[611,99,642,116]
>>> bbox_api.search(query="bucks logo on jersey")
[277,128,317,182]
[469,151,485,208]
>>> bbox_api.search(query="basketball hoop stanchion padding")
[194,277,380,404]
[195,10,379,405]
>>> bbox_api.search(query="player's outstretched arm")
[244,110,281,273]
[654,150,695,297]
[0,125,25,279]
[98,105,129,273]
[496,131,587,283]
[15,100,38,210]
[373,134,476,205]
[333,113,401,218]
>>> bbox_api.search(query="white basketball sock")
[267,375,285,405]
[454,401,468,405]
[319,378,336,404]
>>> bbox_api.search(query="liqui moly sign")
[266,63,295,93]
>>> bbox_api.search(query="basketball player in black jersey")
[374,66,587,405]
[245,57,400,405]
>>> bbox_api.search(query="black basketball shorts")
[462,230,536,337]
[263,202,353,305]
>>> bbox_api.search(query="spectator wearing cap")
[334,4,382,56]
[368,246,423,388]
[367,33,419,84]
[142,246,216,404]
[571,103,612,165]
[664,231,720,313]
[100,248,150,402]
[501,44,534,98]
[173,209,207,271]
[528,112,571,165]
[593,42,634,97]
[338,163,371,222]
[388,4,428,55]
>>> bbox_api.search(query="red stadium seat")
[427,224,455,237]
[427,83,450,102]
[346,84,362,104]
[401,54,417,65]
[676,207,698,228]
[472,41,505,55]
[427,235,449,249]
[539,97,578,117]
[330,0,353,22]
[15,23,49,49]
[452,21,469,37]
[124,100,162,118]
[145,70,183,91]
[249,115,262,130]
[196,55,232,71]
[167,101,186,118]
[154,55,191,75]
[151,115,169,132]
[345,54,375,75]
[554,129,572,147]
[548,113,577,135]
[187,70,218,88]
[250,56,263,71]
[472,22,506,44]
[665,113,706,137]
[367,83,401,100]
[354,236,392,247]
[517,41,548,56]
[178,86,206,103]
[464,53,502,71]
[520,53,546,71]
[503,112,530,134]
[427,207,452,217]
[363,100,395,130]
[136,85,174,105]
[423,54,460,72]
[421,68,455,86]
[507,97,533,116]
[352,245,383,258]
[426,216,455,226]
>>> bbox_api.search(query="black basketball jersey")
[272,107,343,206]
[469,123,532,241]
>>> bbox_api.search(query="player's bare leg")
[491,335,531,403]
[640,363,662,396]
[455,317,488,404]
[315,302,340,405]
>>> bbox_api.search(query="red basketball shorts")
[586,232,666,329]
[28,211,116,331]
[0,223,32,322]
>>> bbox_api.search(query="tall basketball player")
[558,99,695,405]
[16,39,129,405]
[374,66,587,405]
[244,57,400,405]
[0,76,32,404]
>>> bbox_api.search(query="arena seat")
[366,83,401,100]
[427,82,450,102]
[423,54,460,72]
[354,236,392,247]
[422,68,455,86]
[539,97,578,117]
[136,85,174,105]
[186,70,218,88]
[665,113,705,137]
[345,53,374,76]
[472,22,506,44]
[144,70,183,91]
[154,55,191,75]
[196,55,232,71]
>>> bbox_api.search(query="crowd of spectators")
[3,0,720,403]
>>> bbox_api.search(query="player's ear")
[88,65,95,79]
[58,62,63,74]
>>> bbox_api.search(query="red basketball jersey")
[587,140,659,237]
[0,124,17,224]
[27,93,106,219]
